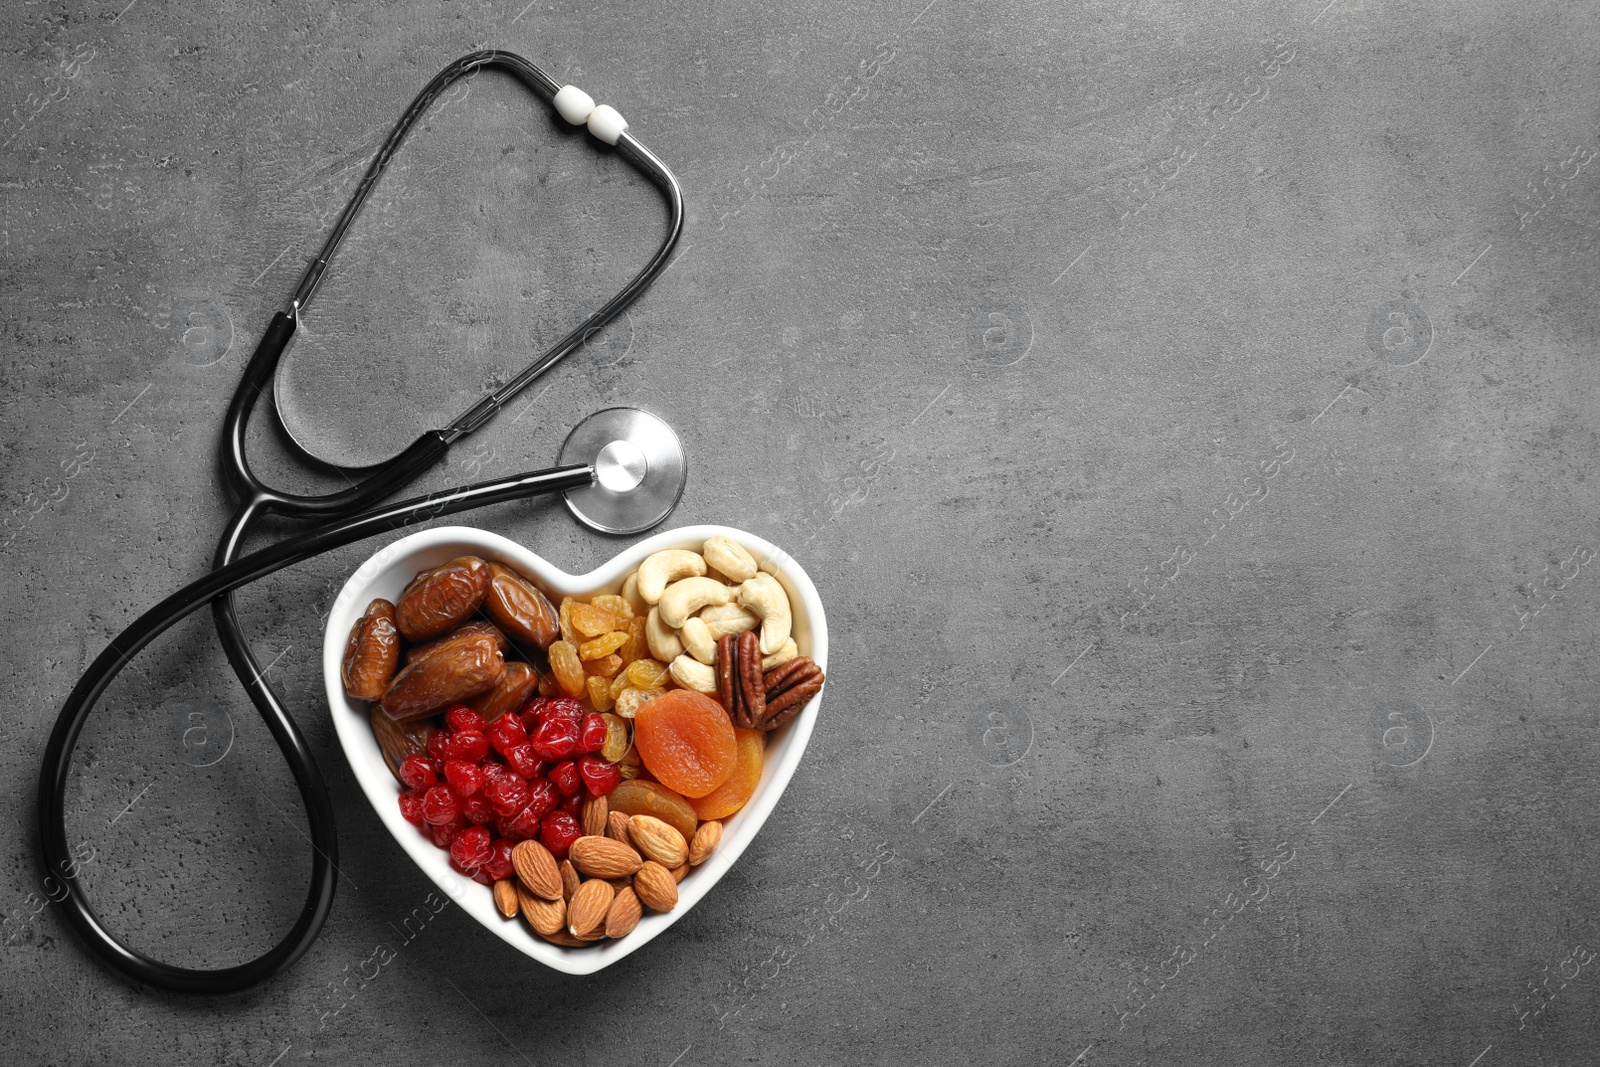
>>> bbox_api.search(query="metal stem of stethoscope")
[37,49,686,995]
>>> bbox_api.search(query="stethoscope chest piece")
[558,407,686,535]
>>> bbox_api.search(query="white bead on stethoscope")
[552,84,629,145]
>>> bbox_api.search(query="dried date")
[483,562,560,650]
[342,598,401,700]
[379,632,505,720]
[395,556,491,641]
[467,660,540,723]
[370,705,434,783]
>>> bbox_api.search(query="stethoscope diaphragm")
[557,407,686,535]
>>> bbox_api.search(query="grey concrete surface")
[3,0,1598,1063]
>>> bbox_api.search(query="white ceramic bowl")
[321,525,827,975]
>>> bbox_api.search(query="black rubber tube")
[35,463,592,994]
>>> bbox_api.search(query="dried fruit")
[548,639,586,697]
[580,793,608,838]
[607,779,698,842]
[577,754,621,796]
[586,653,624,678]
[633,861,678,912]
[626,657,670,691]
[570,601,617,638]
[579,629,628,660]
[511,840,563,900]
[371,706,434,784]
[529,715,580,761]
[568,836,644,879]
[606,810,632,843]
[421,785,459,825]
[406,620,508,664]
[628,814,689,868]
[493,878,520,919]
[518,885,565,936]
[591,594,634,621]
[343,599,401,700]
[613,686,665,720]
[540,810,583,858]
[634,689,739,798]
[395,556,492,641]
[689,820,722,865]
[605,886,642,938]
[599,713,630,761]
[586,675,615,712]
[482,562,560,650]
[558,597,577,644]
[616,616,648,664]
[379,632,506,721]
[467,661,539,724]
[567,879,614,937]
[548,760,582,798]
[687,728,765,821]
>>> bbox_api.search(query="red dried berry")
[486,712,527,754]
[461,793,496,825]
[524,696,583,731]
[399,754,437,790]
[503,743,546,780]
[529,717,580,761]
[579,713,608,754]
[498,802,543,842]
[548,760,582,798]
[426,729,452,762]
[428,814,466,848]
[485,774,531,817]
[445,704,487,734]
[443,759,483,797]
[559,792,583,818]
[485,837,516,881]
[523,777,560,820]
[539,810,582,858]
[398,789,425,825]
[444,731,490,763]
[449,825,493,871]
[577,754,622,796]
[421,785,459,826]
[482,761,516,787]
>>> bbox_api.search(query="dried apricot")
[688,728,765,820]
[634,690,738,798]
[607,779,698,841]
[548,640,586,697]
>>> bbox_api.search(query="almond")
[560,859,580,901]
[511,840,562,901]
[518,885,565,937]
[606,811,632,844]
[493,878,520,919]
[671,862,690,883]
[570,836,644,879]
[628,814,689,868]
[689,819,722,865]
[606,886,642,938]
[567,879,615,937]
[539,928,589,947]
[581,793,609,838]
[633,861,679,913]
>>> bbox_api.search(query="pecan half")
[716,633,749,727]
[755,655,823,730]
[737,631,766,725]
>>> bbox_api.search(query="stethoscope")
[36,50,690,994]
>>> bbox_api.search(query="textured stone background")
[4,0,1599,1063]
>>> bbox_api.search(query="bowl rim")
[321,524,827,975]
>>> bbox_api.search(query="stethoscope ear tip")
[557,407,686,535]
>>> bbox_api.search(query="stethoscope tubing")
[38,462,593,993]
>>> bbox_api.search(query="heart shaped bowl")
[322,525,827,975]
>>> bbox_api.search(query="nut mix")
[344,539,825,949]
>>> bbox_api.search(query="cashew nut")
[637,550,706,604]
[698,602,759,639]
[658,576,732,629]
[645,606,684,662]
[620,571,647,615]
[737,572,792,655]
[680,616,717,665]
[703,536,758,582]
[761,637,799,671]
[669,654,718,694]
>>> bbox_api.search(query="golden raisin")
[587,675,615,712]
[548,640,586,697]
[570,602,617,638]
[579,630,628,660]
[586,653,624,679]
[625,657,670,691]
[592,594,634,621]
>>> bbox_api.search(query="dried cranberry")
[426,729,452,762]
[529,716,580,761]
[484,774,531,817]
[486,712,527,754]
[399,754,437,790]
[503,743,547,780]
[559,791,583,818]
[577,754,622,796]
[481,761,516,788]
[523,777,559,819]
[527,696,583,729]
[428,813,466,848]
[443,759,483,797]
[421,785,459,825]
[445,704,486,734]
[579,713,608,754]
[461,793,496,825]
[498,802,543,842]
[449,824,493,870]
[539,810,582,858]
[548,760,582,798]
[444,731,490,763]
[453,856,495,885]
[398,789,425,825]
[485,837,516,880]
